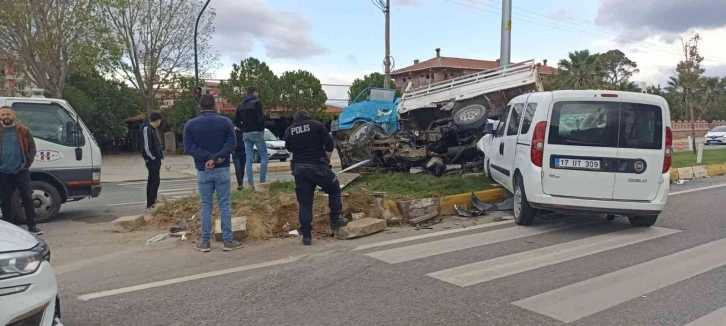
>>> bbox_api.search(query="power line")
[442,0,726,65]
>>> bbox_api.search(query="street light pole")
[499,0,512,67]
[195,0,211,87]
[384,0,391,89]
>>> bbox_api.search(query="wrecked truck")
[332,60,545,175]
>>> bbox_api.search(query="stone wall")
[672,120,726,139]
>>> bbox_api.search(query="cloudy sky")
[207,0,726,106]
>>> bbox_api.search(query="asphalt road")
[51,171,300,223]
[40,175,726,326]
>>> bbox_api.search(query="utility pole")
[384,0,391,88]
[373,0,392,88]
[499,0,512,67]
[194,0,211,87]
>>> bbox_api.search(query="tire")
[628,215,658,227]
[606,214,616,221]
[513,175,536,225]
[453,104,488,130]
[253,150,261,163]
[280,158,287,162]
[348,122,375,147]
[11,181,62,224]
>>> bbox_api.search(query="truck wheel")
[513,175,535,225]
[628,215,658,227]
[12,181,62,224]
[453,104,488,130]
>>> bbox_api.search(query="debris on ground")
[409,211,439,225]
[169,218,186,236]
[146,233,167,245]
[454,193,514,217]
[335,218,386,240]
[149,186,377,242]
[111,215,146,232]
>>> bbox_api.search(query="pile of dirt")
[149,190,377,242]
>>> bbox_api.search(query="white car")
[252,129,290,163]
[0,220,62,326]
[478,90,672,227]
[704,126,726,145]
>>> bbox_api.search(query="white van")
[479,90,671,227]
[1,89,102,223]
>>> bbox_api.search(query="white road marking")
[106,201,146,207]
[353,220,515,251]
[428,227,680,287]
[118,179,195,186]
[685,306,726,326]
[366,222,581,264]
[669,183,726,196]
[512,238,726,323]
[77,256,300,301]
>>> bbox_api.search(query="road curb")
[670,163,726,182]
[376,188,509,220]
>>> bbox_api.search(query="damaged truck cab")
[332,60,545,176]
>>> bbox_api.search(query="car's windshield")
[264,129,277,141]
[710,126,726,132]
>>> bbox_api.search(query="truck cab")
[1,89,102,223]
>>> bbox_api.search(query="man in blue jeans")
[234,87,268,189]
[183,94,243,252]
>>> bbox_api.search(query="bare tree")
[675,33,705,153]
[0,0,101,98]
[100,0,218,114]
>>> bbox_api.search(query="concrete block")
[669,168,679,182]
[397,198,439,220]
[693,166,708,178]
[214,217,247,242]
[254,181,279,198]
[706,164,723,177]
[336,218,386,240]
[111,215,146,232]
[677,167,694,180]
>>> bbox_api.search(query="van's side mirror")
[484,123,495,135]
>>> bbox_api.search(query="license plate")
[554,158,601,170]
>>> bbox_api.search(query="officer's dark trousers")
[292,163,342,238]
[146,161,161,208]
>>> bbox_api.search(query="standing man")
[141,111,164,212]
[284,110,348,246]
[184,94,243,252]
[234,87,268,189]
[232,128,246,190]
[0,106,42,235]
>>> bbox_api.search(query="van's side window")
[497,105,511,137]
[520,103,537,134]
[11,102,86,147]
[507,103,524,136]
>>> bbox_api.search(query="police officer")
[284,110,348,246]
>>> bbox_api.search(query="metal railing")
[402,59,536,100]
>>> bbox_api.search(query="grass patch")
[672,148,726,168]
[346,172,495,200]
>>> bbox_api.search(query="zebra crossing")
[357,218,726,324]
[118,179,199,200]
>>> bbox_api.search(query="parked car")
[704,126,726,145]
[251,129,290,163]
[477,90,672,227]
[0,220,62,325]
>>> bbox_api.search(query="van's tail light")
[531,121,547,167]
[663,126,673,173]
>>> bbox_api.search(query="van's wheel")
[628,215,658,227]
[513,175,535,225]
[11,181,62,224]
[606,214,616,221]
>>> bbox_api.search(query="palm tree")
[665,75,687,120]
[697,76,726,120]
[552,50,604,90]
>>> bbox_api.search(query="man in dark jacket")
[141,111,164,212]
[284,110,348,246]
[0,106,42,235]
[234,87,268,189]
[232,129,246,190]
[184,94,243,252]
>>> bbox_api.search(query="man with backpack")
[140,111,164,212]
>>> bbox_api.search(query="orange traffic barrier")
[677,141,684,150]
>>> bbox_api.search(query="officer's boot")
[329,217,350,237]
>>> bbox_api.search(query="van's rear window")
[548,101,663,149]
